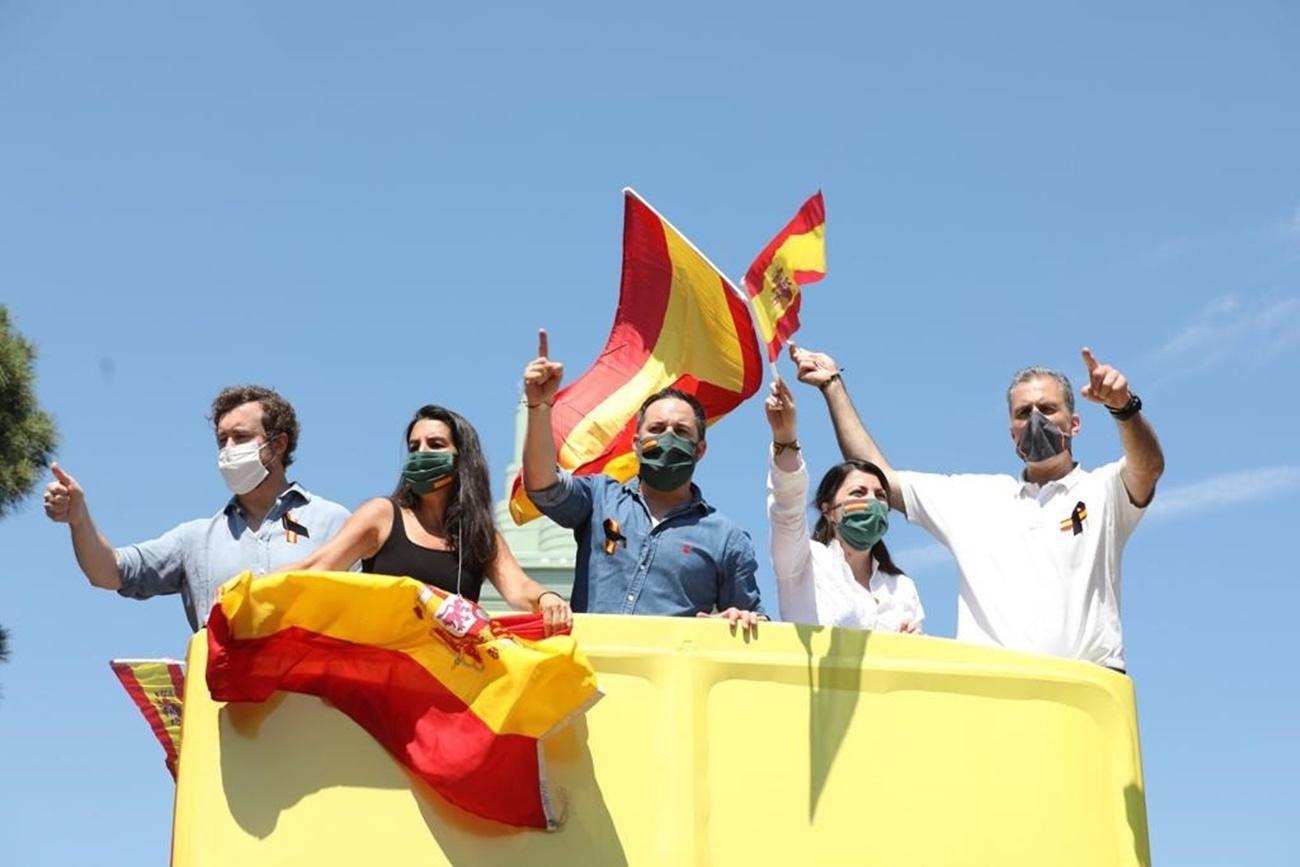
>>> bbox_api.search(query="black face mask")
[1016,410,1069,463]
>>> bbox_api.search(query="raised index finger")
[51,462,74,486]
[538,328,549,359]
[1081,347,1099,373]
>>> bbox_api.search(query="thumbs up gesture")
[1080,347,1132,410]
[44,463,89,526]
[523,328,565,406]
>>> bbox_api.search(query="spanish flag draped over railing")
[206,571,600,830]
[509,188,764,524]
[743,192,827,361]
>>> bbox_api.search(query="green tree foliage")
[1,305,55,673]
[0,304,58,518]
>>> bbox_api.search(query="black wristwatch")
[1107,393,1142,422]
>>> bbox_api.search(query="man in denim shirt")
[521,330,765,630]
[44,385,350,632]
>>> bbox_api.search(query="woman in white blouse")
[765,378,924,631]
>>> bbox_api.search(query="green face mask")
[636,431,699,492]
[402,450,456,495]
[835,498,889,551]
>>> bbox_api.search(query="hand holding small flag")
[764,378,798,443]
[788,344,841,390]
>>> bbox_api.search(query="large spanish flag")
[509,188,764,523]
[206,570,600,830]
[743,192,827,361]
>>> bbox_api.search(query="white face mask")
[218,440,270,495]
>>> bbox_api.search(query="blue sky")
[2,2,1298,863]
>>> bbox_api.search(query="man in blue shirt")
[521,330,765,630]
[44,385,350,632]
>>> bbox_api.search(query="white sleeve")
[897,470,968,547]
[1100,458,1146,541]
[897,573,925,633]
[767,447,814,589]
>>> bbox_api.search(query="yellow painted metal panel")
[172,615,1150,866]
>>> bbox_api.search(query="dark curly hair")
[391,405,498,580]
[209,385,300,468]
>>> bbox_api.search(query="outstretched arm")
[1080,348,1165,507]
[485,532,573,636]
[789,345,905,514]
[282,498,390,572]
[44,463,122,589]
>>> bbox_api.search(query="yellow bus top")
[173,613,1149,866]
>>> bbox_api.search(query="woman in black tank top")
[361,500,482,599]
[287,404,572,634]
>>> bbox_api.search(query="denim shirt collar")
[625,477,715,522]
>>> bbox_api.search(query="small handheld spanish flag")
[111,659,186,778]
[743,192,827,361]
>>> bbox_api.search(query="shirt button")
[627,594,635,602]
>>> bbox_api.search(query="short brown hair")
[210,385,300,468]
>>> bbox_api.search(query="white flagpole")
[739,275,783,385]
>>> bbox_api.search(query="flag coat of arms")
[111,658,186,777]
[743,191,827,361]
[206,570,600,829]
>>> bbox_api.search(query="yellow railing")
[173,614,1149,866]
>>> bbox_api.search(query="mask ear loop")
[454,478,463,599]
[456,527,463,599]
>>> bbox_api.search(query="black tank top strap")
[386,498,405,544]
[361,499,400,573]
[361,498,484,602]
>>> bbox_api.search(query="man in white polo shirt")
[789,345,1165,671]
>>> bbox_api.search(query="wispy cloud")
[1149,291,1300,375]
[1147,235,1188,265]
[1149,465,1300,521]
